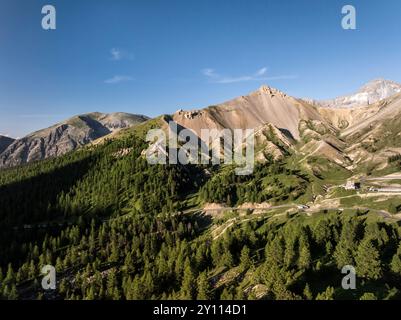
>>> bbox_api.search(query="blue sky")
[1,0,401,137]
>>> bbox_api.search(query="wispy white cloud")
[202,67,297,84]
[104,75,133,84]
[202,68,218,78]
[256,67,267,76]
[110,48,122,61]
[110,48,134,61]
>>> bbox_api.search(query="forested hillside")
[1,129,401,300]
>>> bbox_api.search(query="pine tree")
[333,220,361,268]
[222,251,234,269]
[355,238,382,280]
[239,246,252,271]
[284,238,296,269]
[235,286,245,300]
[113,287,121,300]
[220,288,233,300]
[333,240,354,268]
[4,264,15,285]
[359,292,377,300]
[391,243,401,275]
[313,219,331,245]
[316,286,334,300]
[180,260,195,300]
[265,236,284,267]
[86,285,95,300]
[196,272,212,300]
[106,269,118,299]
[298,236,311,270]
[303,283,313,300]
[8,284,18,300]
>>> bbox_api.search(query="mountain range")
[171,79,401,173]
[0,112,148,168]
[2,78,401,301]
[1,79,401,170]
[317,79,401,109]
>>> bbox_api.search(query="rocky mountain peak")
[258,85,287,97]
[318,79,401,108]
[0,112,149,168]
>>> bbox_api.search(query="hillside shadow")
[0,155,94,228]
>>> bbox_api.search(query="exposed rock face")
[97,112,148,131]
[166,79,401,170]
[173,85,324,141]
[0,112,148,168]
[317,79,401,109]
[3,78,401,171]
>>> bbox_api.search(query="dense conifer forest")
[1,132,401,300]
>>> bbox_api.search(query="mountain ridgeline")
[2,79,401,171]
[0,112,148,168]
[1,79,401,300]
[172,79,401,173]
[317,79,401,109]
